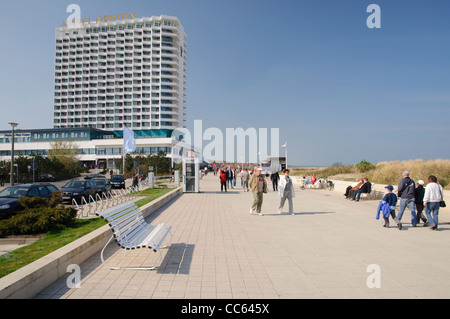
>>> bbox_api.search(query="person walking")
[397,170,417,229]
[415,180,428,226]
[249,167,267,216]
[424,175,444,230]
[376,185,401,228]
[271,172,280,192]
[132,174,139,189]
[278,169,295,215]
[220,169,227,192]
[226,167,233,189]
[241,169,250,192]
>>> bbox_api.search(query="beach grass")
[291,159,450,189]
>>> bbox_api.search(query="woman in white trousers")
[278,169,295,215]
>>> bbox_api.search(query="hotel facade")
[53,15,187,131]
[0,15,198,170]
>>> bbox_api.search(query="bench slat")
[110,208,142,231]
[147,224,171,250]
[96,201,135,220]
[119,223,158,249]
[105,205,140,225]
[113,214,147,246]
[140,224,165,248]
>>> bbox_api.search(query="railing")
[72,181,149,218]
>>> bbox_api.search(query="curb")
[0,187,183,299]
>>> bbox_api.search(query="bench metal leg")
[159,230,173,250]
[100,235,166,271]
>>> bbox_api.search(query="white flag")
[123,126,136,153]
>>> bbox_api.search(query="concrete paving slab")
[34,174,450,299]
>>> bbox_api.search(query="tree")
[47,141,80,176]
[121,151,171,177]
[149,151,171,176]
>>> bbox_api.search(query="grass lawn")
[0,187,177,279]
[0,218,106,279]
[135,187,175,207]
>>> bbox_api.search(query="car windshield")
[63,181,86,189]
[111,175,124,180]
[0,187,29,198]
[93,179,106,186]
[46,185,58,192]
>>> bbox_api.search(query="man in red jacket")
[220,169,227,192]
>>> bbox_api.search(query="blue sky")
[0,0,449,166]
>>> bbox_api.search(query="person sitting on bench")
[352,178,371,201]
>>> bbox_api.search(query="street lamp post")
[14,164,18,184]
[8,122,19,186]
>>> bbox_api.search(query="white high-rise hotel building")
[0,15,201,168]
[53,15,187,135]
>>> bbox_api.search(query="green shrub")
[0,206,77,237]
[355,160,376,172]
[0,192,77,238]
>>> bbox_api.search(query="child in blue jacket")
[377,185,401,229]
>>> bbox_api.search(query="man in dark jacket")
[226,168,233,189]
[397,170,417,229]
[270,172,280,191]
[414,180,428,226]
[352,178,371,201]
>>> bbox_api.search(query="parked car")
[84,174,105,180]
[38,174,56,182]
[110,174,126,189]
[61,180,98,204]
[0,184,56,220]
[92,178,112,196]
[42,184,59,194]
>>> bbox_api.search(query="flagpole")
[123,126,136,175]
[123,144,125,175]
[282,142,288,170]
[285,142,288,169]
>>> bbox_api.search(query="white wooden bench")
[96,201,172,270]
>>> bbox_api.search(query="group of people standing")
[217,166,295,216]
[376,170,445,230]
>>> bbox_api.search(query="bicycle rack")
[71,179,151,219]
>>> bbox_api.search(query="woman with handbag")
[423,175,445,230]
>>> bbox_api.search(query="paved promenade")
[36,174,450,299]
